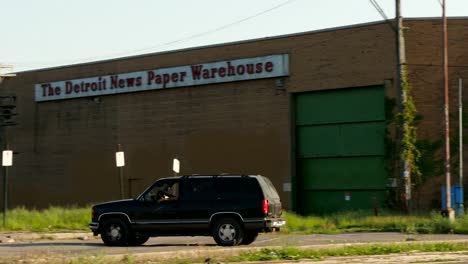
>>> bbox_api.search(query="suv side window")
[182,177,215,201]
[142,179,179,202]
[217,177,262,200]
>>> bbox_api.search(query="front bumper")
[89,221,99,234]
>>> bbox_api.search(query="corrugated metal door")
[295,86,386,214]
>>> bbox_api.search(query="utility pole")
[0,66,16,226]
[458,78,464,216]
[395,0,411,213]
[115,144,125,199]
[442,0,455,221]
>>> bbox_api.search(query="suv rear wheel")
[241,231,258,245]
[101,218,129,246]
[128,234,150,246]
[212,218,244,246]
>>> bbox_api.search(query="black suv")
[89,174,285,246]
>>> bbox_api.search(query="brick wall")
[405,18,468,209]
[0,21,406,209]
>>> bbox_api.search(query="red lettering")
[65,82,73,94]
[73,84,80,93]
[227,62,235,76]
[179,72,187,82]
[236,65,245,75]
[41,84,48,96]
[265,61,273,72]
[126,77,137,87]
[91,83,98,91]
[126,78,134,87]
[202,69,210,79]
[118,79,125,88]
[110,75,119,88]
[219,67,226,77]
[162,74,170,87]
[210,68,218,78]
[171,73,178,82]
[255,63,263,73]
[156,75,162,84]
[246,64,254,74]
[136,77,142,86]
[147,71,155,85]
[191,65,203,80]
[80,81,87,92]
[41,83,61,97]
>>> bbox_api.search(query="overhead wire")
[9,0,298,70]
[124,0,298,55]
[368,0,396,31]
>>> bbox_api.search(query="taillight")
[262,199,268,215]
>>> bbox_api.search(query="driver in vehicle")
[145,182,178,202]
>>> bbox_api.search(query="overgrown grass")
[282,210,468,234]
[2,206,468,235]
[37,242,468,263]
[227,242,468,262]
[0,206,90,232]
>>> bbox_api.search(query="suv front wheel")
[212,218,244,246]
[101,218,129,246]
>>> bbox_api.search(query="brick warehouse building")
[0,18,467,214]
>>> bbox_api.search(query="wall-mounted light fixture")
[275,78,285,90]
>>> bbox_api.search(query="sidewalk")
[0,231,96,243]
[2,231,468,244]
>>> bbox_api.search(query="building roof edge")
[13,16,468,74]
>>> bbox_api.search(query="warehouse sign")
[35,54,289,102]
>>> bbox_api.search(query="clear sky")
[1,0,467,73]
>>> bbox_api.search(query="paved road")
[1,233,468,263]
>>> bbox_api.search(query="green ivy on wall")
[385,69,466,210]
[399,65,422,184]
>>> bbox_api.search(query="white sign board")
[173,158,180,173]
[35,54,289,101]
[2,150,12,166]
[115,151,125,167]
[345,192,351,201]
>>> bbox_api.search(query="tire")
[241,231,258,245]
[212,218,244,246]
[128,234,150,246]
[101,218,129,246]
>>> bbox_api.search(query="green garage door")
[294,86,386,214]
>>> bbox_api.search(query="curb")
[0,232,95,243]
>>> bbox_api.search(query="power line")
[6,0,298,71]
[368,0,396,31]
[369,0,390,21]
[127,0,298,55]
